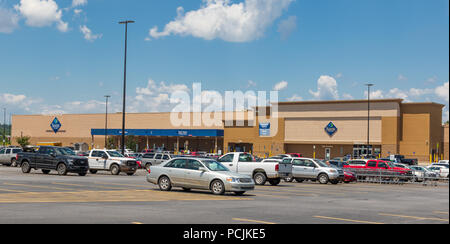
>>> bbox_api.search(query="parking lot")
[0,166,448,224]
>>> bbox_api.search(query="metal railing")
[345,168,448,186]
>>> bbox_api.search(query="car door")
[0,148,6,163]
[291,159,307,178]
[303,160,318,179]
[164,159,188,186]
[219,154,236,172]
[3,149,11,164]
[185,159,209,189]
[43,147,57,169]
[154,154,163,165]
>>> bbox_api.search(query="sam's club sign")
[46,117,66,134]
[325,122,338,137]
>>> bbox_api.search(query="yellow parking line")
[4,183,79,192]
[433,211,449,215]
[131,222,143,225]
[233,218,276,225]
[52,182,128,190]
[379,213,449,222]
[0,187,27,193]
[314,216,384,224]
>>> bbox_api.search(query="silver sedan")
[146,157,255,195]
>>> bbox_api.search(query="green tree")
[16,136,31,148]
[126,136,139,152]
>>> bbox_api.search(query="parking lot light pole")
[365,84,374,156]
[104,95,111,149]
[119,20,135,155]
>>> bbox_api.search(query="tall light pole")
[365,84,374,156]
[119,20,135,155]
[104,95,111,149]
[3,108,6,146]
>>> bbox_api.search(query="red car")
[345,159,412,174]
[343,170,357,183]
[288,153,303,157]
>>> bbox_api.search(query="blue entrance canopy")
[91,129,224,137]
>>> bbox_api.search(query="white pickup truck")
[88,149,137,176]
[218,152,282,185]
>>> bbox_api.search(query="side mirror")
[198,167,207,172]
[50,153,56,157]
[102,155,108,159]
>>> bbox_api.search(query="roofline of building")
[401,102,446,108]
[273,98,404,106]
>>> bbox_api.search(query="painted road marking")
[52,182,129,190]
[131,222,144,224]
[232,218,277,225]
[314,216,384,224]
[0,189,252,204]
[379,213,449,222]
[433,211,449,215]
[0,187,27,193]
[3,183,79,192]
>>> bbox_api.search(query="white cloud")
[148,0,294,42]
[80,25,102,41]
[309,75,339,100]
[277,15,297,40]
[0,7,19,33]
[273,80,288,91]
[72,0,87,7]
[287,94,303,102]
[397,74,407,81]
[435,82,449,102]
[14,0,69,32]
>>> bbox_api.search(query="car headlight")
[226,177,237,183]
[329,169,337,173]
[67,159,75,165]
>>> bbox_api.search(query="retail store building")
[11,99,448,162]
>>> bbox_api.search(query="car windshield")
[55,148,76,156]
[385,161,395,167]
[314,160,329,167]
[107,151,124,157]
[201,160,229,172]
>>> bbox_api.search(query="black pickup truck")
[17,146,89,176]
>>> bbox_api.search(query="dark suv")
[17,146,89,176]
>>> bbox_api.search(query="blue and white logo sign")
[259,123,271,137]
[325,122,338,137]
[50,117,62,134]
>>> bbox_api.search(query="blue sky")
[0,0,449,122]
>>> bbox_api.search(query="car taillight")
[148,168,151,174]
[16,155,19,160]
[275,164,279,172]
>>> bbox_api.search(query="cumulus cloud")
[277,15,297,40]
[14,0,69,32]
[309,75,339,100]
[287,94,303,102]
[0,6,19,33]
[273,81,288,91]
[147,0,294,42]
[80,25,102,41]
[435,82,449,102]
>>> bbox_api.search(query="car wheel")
[269,179,281,186]
[158,176,172,191]
[42,169,51,174]
[110,164,120,175]
[127,172,135,176]
[253,172,267,185]
[294,178,304,183]
[211,180,225,195]
[11,159,17,167]
[57,163,68,176]
[234,191,246,196]
[78,172,87,176]
[330,180,339,185]
[284,177,294,182]
[89,170,97,174]
[318,174,329,184]
[21,161,31,174]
